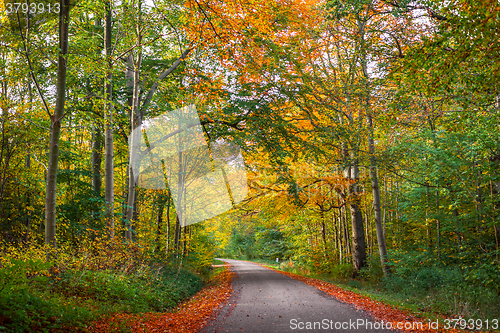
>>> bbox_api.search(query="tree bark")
[155,192,166,252]
[174,214,181,253]
[91,123,102,195]
[121,54,134,225]
[337,205,342,263]
[44,0,70,253]
[125,36,142,240]
[166,195,171,253]
[104,0,114,238]
[347,161,366,274]
[367,113,390,275]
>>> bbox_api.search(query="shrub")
[359,255,384,284]
[330,263,354,280]
[0,239,206,332]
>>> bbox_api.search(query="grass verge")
[0,239,227,333]
[89,266,234,332]
[0,263,204,332]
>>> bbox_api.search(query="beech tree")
[44,0,71,251]
[104,0,114,238]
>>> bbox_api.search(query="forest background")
[0,0,499,331]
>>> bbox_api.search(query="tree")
[44,0,71,252]
[103,0,115,238]
[121,0,192,239]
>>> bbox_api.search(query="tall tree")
[104,0,114,238]
[44,0,71,252]
[122,0,192,240]
[124,0,143,240]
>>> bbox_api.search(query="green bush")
[330,263,354,280]
[57,265,202,313]
[0,258,204,332]
[359,255,384,284]
[381,250,500,319]
[0,258,52,296]
[0,288,94,332]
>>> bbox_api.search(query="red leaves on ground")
[263,267,463,333]
[89,268,234,332]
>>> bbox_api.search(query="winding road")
[200,259,394,333]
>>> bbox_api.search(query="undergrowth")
[0,233,214,333]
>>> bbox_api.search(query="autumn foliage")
[1,0,500,330]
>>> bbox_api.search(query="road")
[199,259,394,333]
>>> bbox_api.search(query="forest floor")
[0,256,234,333]
[87,266,235,333]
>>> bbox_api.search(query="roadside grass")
[0,262,204,332]
[0,241,220,333]
[242,258,280,268]
[90,266,235,333]
[212,259,227,266]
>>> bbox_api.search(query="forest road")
[199,259,395,333]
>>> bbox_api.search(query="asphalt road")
[199,259,394,333]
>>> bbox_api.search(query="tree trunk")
[320,219,327,247]
[155,193,166,252]
[125,8,143,240]
[24,153,32,243]
[349,196,366,273]
[342,204,351,259]
[182,226,188,256]
[347,160,366,274]
[166,195,171,253]
[174,214,181,253]
[436,189,441,259]
[44,0,70,253]
[121,53,134,223]
[91,123,102,195]
[357,10,389,274]
[104,0,114,238]
[383,175,387,237]
[125,88,142,239]
[337,207,342,263]
[367,113,390,276]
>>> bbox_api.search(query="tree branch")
[139,47,191,114]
